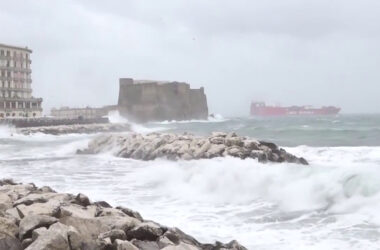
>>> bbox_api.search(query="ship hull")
[251,103,340,116]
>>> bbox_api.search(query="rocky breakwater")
[0,179,247,250]
[18,123,131,136]
[79,132,308,165]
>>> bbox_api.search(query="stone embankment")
[0,179,247,250]
[17,123,131,136]
[79,132,308,165]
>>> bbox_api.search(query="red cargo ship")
[250,102,341,116]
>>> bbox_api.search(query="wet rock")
[0,217,19,240]
[98,207,127,217]
[32,227,48,241]
[25,222,81,250]
[59,216,140,241]
[116,206,143,221]
[75,193,91,207]
[98,229,126,243]
[161,243,199,250]
[81,132,308,165]
[21,238,33,249]
[114,239,139,250]
[157,236,175,248]
[94,201,113,208]
[0,179,17,186]
[59,204,98,219]
[131,239,160,250]
[0,180,247,250]
[0,193,13,212]
[163,228,201,248]
[127,222,164,241]
[0,237,22,250]
[16,199,61,217]
[14,192,73,207]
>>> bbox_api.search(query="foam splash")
[151,114,229,125]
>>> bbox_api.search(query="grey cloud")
[1,0,380,115]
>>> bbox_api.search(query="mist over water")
[1,114,380,249]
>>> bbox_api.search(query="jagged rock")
[0,184,36,202]
[59,216,140,242]
[21,238,33,249]
[114,239,139,250]
[75,193,91,207]
[94,201,113,208]
[0,193,13,212]
[127,222,164,241]
[157,236,175,248]
[59,204,98,219]
[96,237,112,250]
[16,199,61,217]
[0,217,19,240]
[203,240,247,250]
[0,181,247,250]
[14,192,73,207]
[25,222,81,250]
[5,207,23,221]
[19,215,58,240]
[98,229,126,243]
[37,186,56,193]
[116,206,143,221]
[32,227,48,241]
[98,207,127,217]
[0,237,22,250]
[0,179,17,186]
[161,243,199,250]
[131,239,160,250]
[81,132,308,165]
[163,228,201,248]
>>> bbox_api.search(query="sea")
[1,114,380,250]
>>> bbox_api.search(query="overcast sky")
[1,0,380,115]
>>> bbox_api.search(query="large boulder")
[114,239,139,250]
[127,222,164,241]
[59,215,140,242]
[25,222,81,250]
[59,204,98,219]
[19,215,58,240]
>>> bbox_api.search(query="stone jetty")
[0,179,247,250]
[18,123,131,136]
[79,132,308,165]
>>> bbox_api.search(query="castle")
[118,78,208,122]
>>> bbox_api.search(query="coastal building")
[0,43,43,118]
[50,105,116,119]
[118,78,208,122]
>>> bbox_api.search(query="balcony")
[0,87,32,92]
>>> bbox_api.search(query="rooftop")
[0,43,32,53]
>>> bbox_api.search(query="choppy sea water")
[1,114,380,250]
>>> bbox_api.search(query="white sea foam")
[151,114,229,125]
[2,116,380,250]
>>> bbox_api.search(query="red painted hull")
[251,102,341,116]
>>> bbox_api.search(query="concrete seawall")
[0,118,109,128]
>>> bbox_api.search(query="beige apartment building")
[0,43,43,118]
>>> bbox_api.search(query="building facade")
[50,106,116,119]
[0,43,43,118]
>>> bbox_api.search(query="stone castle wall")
[118,78,208,122]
